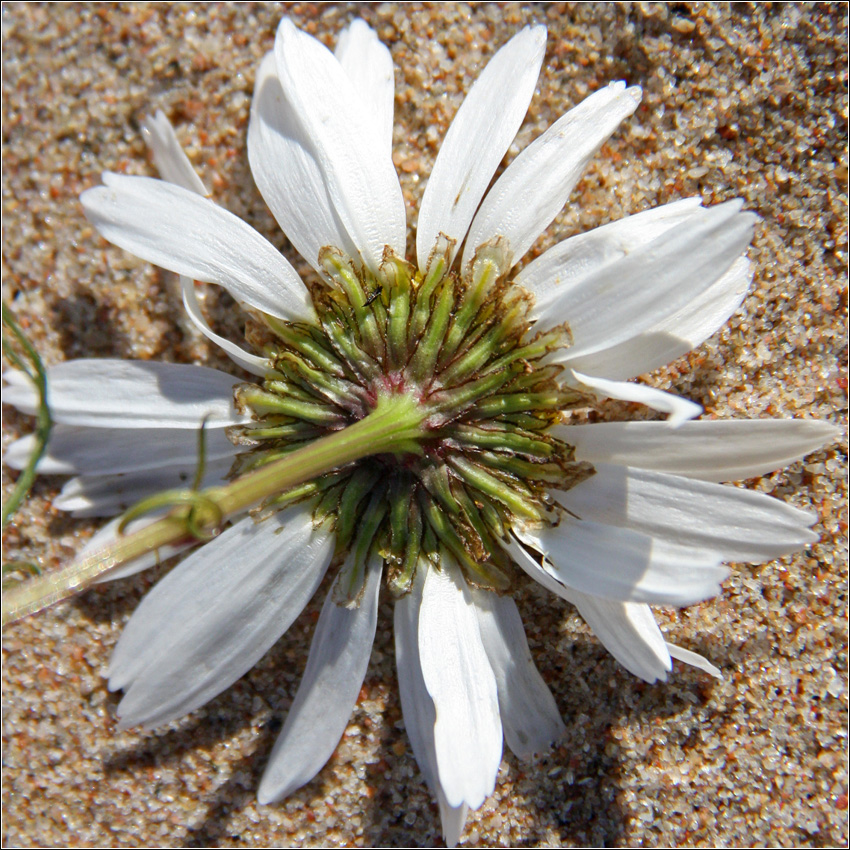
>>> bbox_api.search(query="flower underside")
[231,238,594,602]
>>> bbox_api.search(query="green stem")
[1,392,427,626]
[2,302,53,528]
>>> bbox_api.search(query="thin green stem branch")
[2,302,53,528]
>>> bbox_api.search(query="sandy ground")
[2,2,847,847]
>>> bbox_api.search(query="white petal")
[3,434,44,471]
[463,82,641,269]
[141,110,209,196]
[180,278,270,376]
[437,793,469,849]
[516,201,753,376]
[651,254,752,354]
[6,423,238,476]
[394,563,441,796]
[565,256,752,380]
[570,595,672,684]
[85,514,200,584]
[503,544,671,682]
[666,642,722,679]
[3,368,31,394]
[335,20,395,156]
[569,369,703,427]
[81,173,312,321]
[394,564,469,845]
[258,555,382,804]
[4,360,246,429]
[140,118,270,375]
[109,506,334,728]
[416,26,547,271]
[248,53,360,273]
[470,589,565,760]
[555,463,818,563]
[561,419,839,482]
[54,456,235,517]
[274,19,405,272]
[418,560,502,809]
[516,198,704,310]
[510,521,728,607]
[537,201,756,356]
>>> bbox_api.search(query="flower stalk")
[1,391,429,626]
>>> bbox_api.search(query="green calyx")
[232,239,593,601]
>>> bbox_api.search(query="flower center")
[230,238,593,601]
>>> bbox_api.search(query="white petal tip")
[528,24,548,43]
[106,666,126,691]
[666,642,723,679]
[346,19,372,35]
[807,421,841,444]
[3,435,36,470]
[99,170,123,188]
[702,663,723,680]
[439,799,470,848]
[569,370,703,426]
[521,735,565,762]
[277,17,297,38]
[256,785,281,807]
[141,110,162,134]
[799,526,820,544]
[667,401,704,428]
[626,85,643,104]
[51,494,87,513]
[256,773,301,806]
[719,197,746,216]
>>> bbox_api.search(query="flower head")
[3,15,839,847]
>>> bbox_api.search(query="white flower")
[2,18,837,847]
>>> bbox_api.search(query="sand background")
[2,2,847,847]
